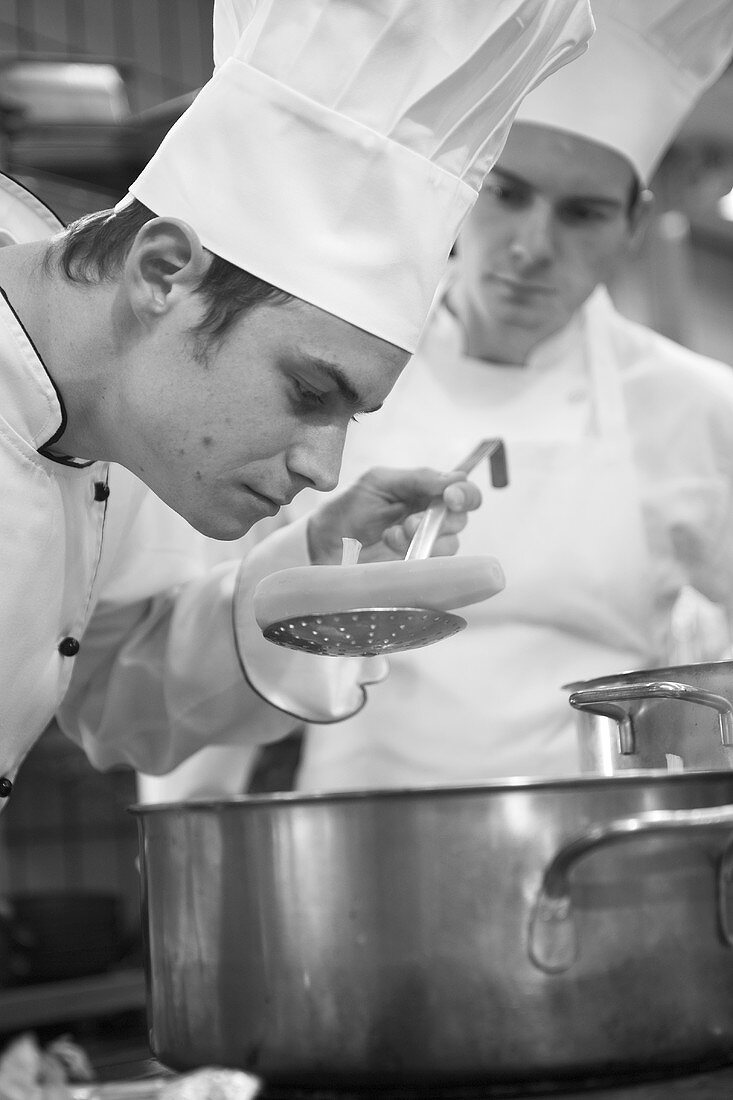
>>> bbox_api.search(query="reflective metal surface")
[69,1061,733,1099]
[262,607,466,656]
[134,772,733,1090]
[566,660,733,772]
[404,439,507,562]
[255,1062,733,1097]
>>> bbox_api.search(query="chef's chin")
[200,513,262,541]
[169,502,255,542]
[193,502,281,541]
[489,290,563,337]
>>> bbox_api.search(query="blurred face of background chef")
[458,122,651,365]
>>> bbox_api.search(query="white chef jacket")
[276,283,733,789]
[0,283,371,790]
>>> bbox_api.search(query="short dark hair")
[49,198,293,341]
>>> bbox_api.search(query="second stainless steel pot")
[566,659,733,773]
[134,771,733,1090]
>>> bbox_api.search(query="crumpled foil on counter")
[0,1033,94,1099]
[0,1032,260,1100]
[71,1070,260,1100]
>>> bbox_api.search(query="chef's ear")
[627,188,655,250]
[123,216,211,321]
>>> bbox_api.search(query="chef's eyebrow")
[490,166,624,210]
[298,354,384,414]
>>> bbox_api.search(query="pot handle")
[568,681,733,756]
[528,802,733,975]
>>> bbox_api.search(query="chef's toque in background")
[515,0,733,185]
[124,0,593,354]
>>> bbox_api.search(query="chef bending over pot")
[0,0,593,803]
[172,0,733,799]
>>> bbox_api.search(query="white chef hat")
[126,0,593,353]
[514,0,733,185]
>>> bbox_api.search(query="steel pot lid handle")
[568,680,733,755]
[528,802,733,975]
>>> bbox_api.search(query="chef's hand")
[307,466,482,565]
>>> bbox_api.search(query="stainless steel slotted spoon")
[261,438,507,657]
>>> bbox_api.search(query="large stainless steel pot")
[566,660,733,773]
[133,772,733,1090]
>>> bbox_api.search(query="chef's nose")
[511,200,554,268]
[287,426,344,494]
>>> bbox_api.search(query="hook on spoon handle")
[455,438,506,485]
[486,441,508,488]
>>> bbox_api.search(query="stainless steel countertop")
[76,1061,733,1100]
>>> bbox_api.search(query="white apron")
[297,289,670,789]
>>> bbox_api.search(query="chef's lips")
[254,440,508,658]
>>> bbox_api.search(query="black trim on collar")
[38,448,95,469]
[0,285,94,468]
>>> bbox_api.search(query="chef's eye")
[291,379,328,409]
[559,202,612,225]
[291,379,360,422]
[485,179,528,208]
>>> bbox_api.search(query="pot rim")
[563,658,733,692]
[129,767,733,814]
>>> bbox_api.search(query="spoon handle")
[404,438,507,561]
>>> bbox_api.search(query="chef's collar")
[0,175,90,467]
[440,275,585,373]
[0,287,93,469]
[525,308,585,373]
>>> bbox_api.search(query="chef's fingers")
[380,475,480,525]
[381,504,469,556]
[426,532,460,557]
[358,467,482,513]
[442,479,482,514]
[381,523,462,557]
[380,524,409,555]
[402,501,471,538]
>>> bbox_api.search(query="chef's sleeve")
[231,516,388,724]
[56,482,386,775]
[646,351,733,653]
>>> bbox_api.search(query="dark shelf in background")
[0,967,145,1030]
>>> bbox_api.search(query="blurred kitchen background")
[1,0,733,1077]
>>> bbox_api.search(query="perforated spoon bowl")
[262,605,466,657]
